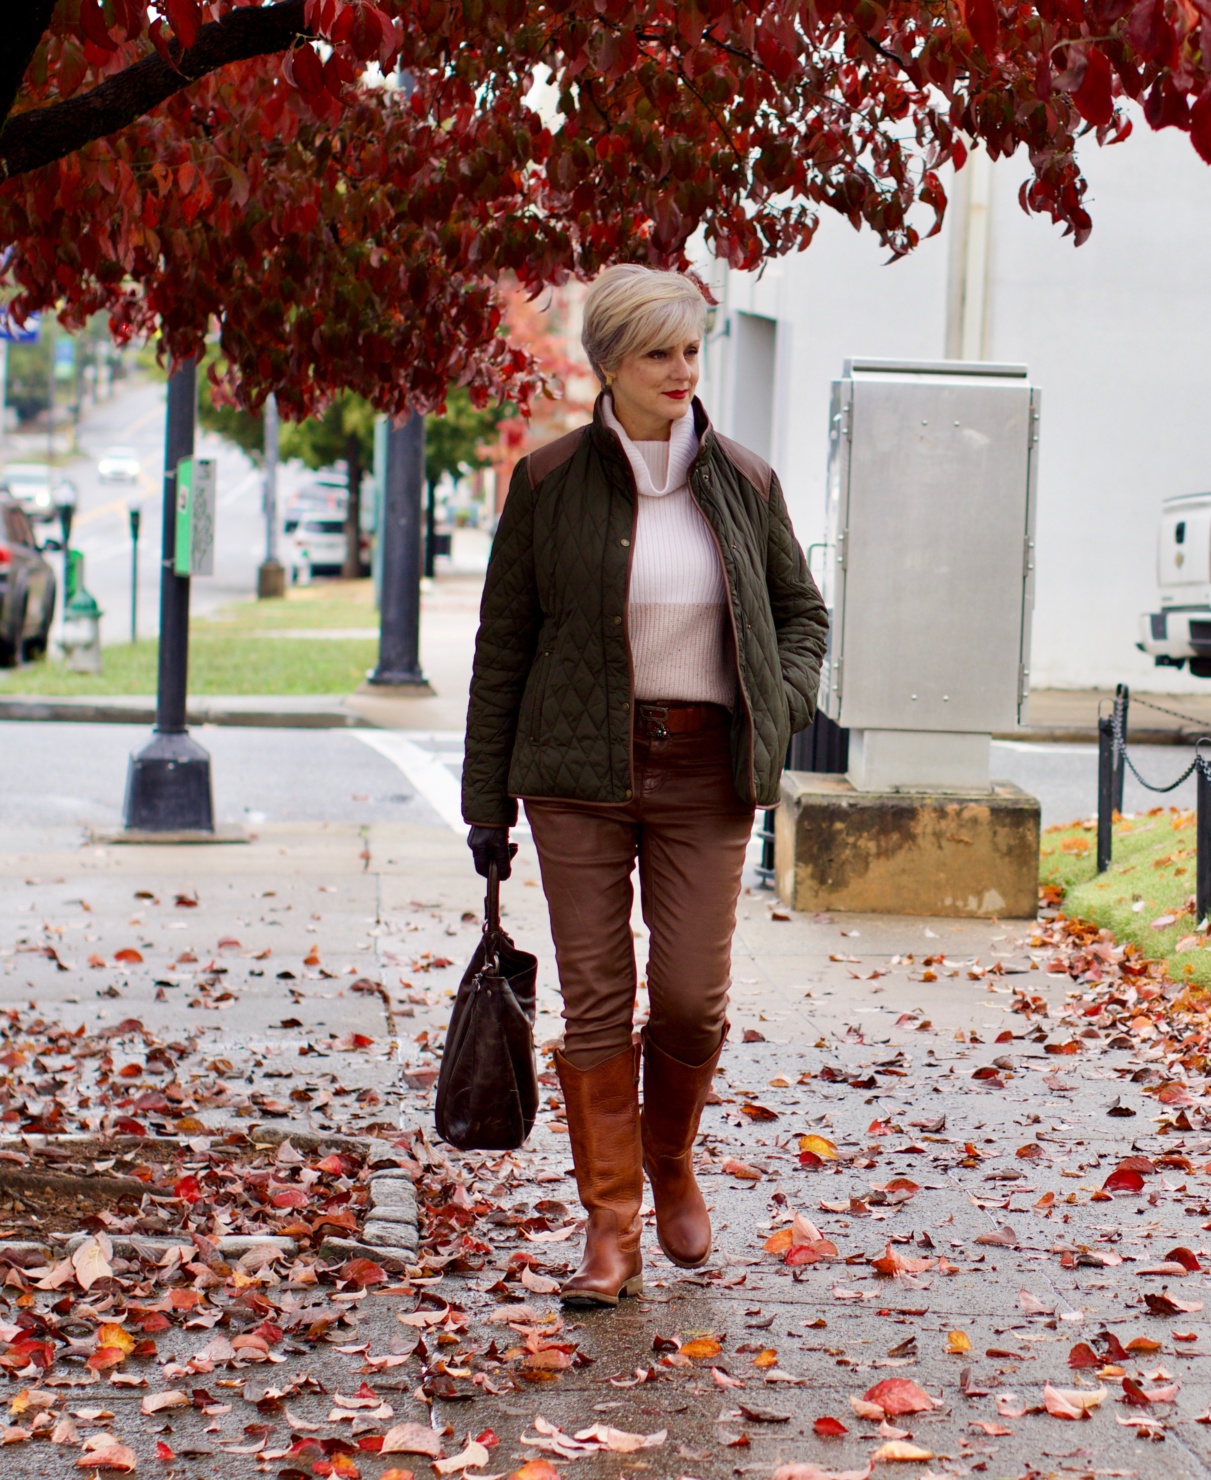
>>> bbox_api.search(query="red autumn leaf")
[1166,1246,1202,1272]
[1068,1342,1100,1368]
[114,948,143,964]
[174,1174,202,1203]
[155,1441,175,1460]
[813,1415,848,1437]
[861,1378,941,1416]
[961,0,999,53]
[341,1258,388,1287]
[1102,1166,1145,1194]
[1072,47,1115,126]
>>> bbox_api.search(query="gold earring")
[605,374,614,386]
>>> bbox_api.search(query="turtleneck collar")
[600,392,699,498]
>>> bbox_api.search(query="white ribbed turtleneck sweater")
[601,395,737,708]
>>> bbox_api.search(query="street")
[16,373,317,648]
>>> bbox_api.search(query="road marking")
[352,731,465,832]
[117,403,163,438]
[75,497,128,528]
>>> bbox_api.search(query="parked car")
[97,445,141,482]
[287,514,371,581]
[0,494,56,665]
[283,481,346,536]
[0,463,76,524]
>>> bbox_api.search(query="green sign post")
[173,456,217,577]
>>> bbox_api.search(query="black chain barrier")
[1098,683,1211,923]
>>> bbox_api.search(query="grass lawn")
[0,581,379,696]
[1040,807,1211,989]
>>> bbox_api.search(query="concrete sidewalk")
[1,815,1208,1477]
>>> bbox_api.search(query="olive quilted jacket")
[462,396,830,826]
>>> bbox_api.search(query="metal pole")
[122,360,214,833]
[1111,683,1129,815]
[1097,716,1114,874]
[128,505,141,644]
[424,478,437,580]
[1199,760,1211,926]
[257,393,285,597]
[367,413,429,688]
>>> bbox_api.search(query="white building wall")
[697,118,1211,692]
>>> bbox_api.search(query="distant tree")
[278,395,376,580]
[196,357,263,461]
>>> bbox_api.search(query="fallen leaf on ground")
[870,1440,934,1462]
[71,1235,113,1292]
[519,1268,560,1295]
[946,1330,971,1354]
[859,1379,942,1417]
[76,1446,137,1472]
[433,1440,490,1474]
[382,1424,445,1458]
[1043,1382,1106,1419]
[813,1416,848,1437]
[141,1390,188,1414]
[572,1425,666,1452]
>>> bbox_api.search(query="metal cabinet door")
[836,373,1035,733]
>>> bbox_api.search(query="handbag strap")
[483,862,503,969]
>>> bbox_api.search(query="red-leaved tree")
[1,1,1208,416]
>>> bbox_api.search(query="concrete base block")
[775,772,1040,918]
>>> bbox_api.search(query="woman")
[462,264,829,1307]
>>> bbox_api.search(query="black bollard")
[1097,716,1114,874]
[1111,683,1129,816]
[1199,760,1211,925]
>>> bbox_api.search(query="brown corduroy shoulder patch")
[714,432,773,501]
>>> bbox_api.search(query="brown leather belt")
[636,702,728,738]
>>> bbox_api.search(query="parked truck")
[1139,492,1211,676]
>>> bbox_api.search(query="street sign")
[173,456,217,576]
[52,338,75,379]
[0,310,40,344]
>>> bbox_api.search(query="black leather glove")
[467,825,518,881]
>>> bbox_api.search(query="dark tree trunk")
[343,435,363,581]
[0,2,307,178]
[424,478,438,580]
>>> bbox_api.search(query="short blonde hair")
[582,265,707,385]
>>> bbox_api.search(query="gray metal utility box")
[820,359,1040,790]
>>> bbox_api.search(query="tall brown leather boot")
[640,1027,725,1268]
[554,1042,644,1307]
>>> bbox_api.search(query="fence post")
[1111,683,1129,815]
[1198,759,1211,925]
[1097,716,1114,874]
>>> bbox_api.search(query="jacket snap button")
[620,538,630,547]
[625,789,633,799]
[613,615,622,625]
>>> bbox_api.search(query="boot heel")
[620,1273,644,1298]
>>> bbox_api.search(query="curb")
[0,1127,420,1270]
[0,696,372,729]
[995,726,1198,747]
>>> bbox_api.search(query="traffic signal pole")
[121,360,215,833]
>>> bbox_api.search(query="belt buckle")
[641,704,670,739]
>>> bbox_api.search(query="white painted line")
[352,730,531,839]
[353,731,465,832]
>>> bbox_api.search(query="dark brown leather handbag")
[434,864,539,1151]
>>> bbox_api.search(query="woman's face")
[608,336,700,440]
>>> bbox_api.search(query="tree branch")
[0,0,58,134]
[0,0,309,180]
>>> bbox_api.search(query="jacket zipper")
[621,492,640,802]
[694,463,758,805]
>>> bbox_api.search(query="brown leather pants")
[525,707,755,1068]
